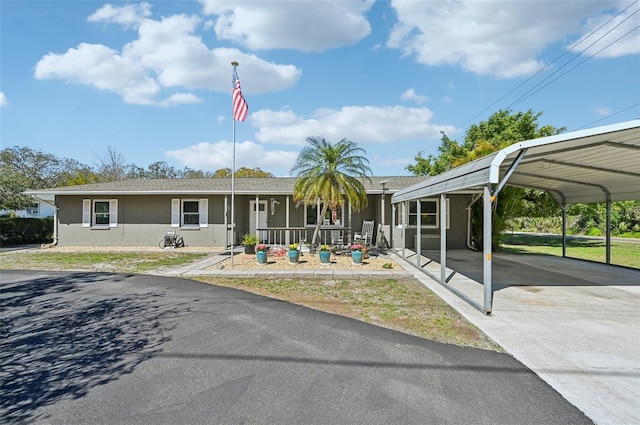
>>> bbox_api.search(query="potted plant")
[351,244,364,265]
[242,233,259,254]
[255,244,269,264]
[288,243,300,264]
[318,245,331,265]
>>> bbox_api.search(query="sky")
[1,0,639,177]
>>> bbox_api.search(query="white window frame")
[171,198,208,228]
[406,198,450,229]
[83,199,118,228]
[26,203,40,216]
[304,201,345,227]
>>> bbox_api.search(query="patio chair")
[331,230,346,251]
[353,220,374,247]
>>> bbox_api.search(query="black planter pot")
[244,244,256,254]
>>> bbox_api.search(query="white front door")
[250,200,268,241]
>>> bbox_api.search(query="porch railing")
[256,227,350,247]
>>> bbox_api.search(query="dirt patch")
[211,250,399,271]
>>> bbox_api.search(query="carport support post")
[401,201,406,258]
[391,203,396,250]
[483,185,493,314]
[416,199,421,269]
[606,194,611,264]
[440,194,447,284]
[561,200,567,258]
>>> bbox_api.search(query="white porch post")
[440,194,447,284]
[348,203,352,244]
[224,196,229,247]
[255,195,260,240]
[286,196,290,245]
[483,185,493,314]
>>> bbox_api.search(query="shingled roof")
[27,176,427,196]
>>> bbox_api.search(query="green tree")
[407,109,565,248]
[212,167,274,178]
[182,168,215,179]
[291,137,372,245]
[1,146,93,210]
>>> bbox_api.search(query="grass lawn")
[0,249,501,352]
[500,233,640,269]
[0,251,208,273]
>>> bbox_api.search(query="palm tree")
[291,137,372,246]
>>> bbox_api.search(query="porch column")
[348,203,352,244]
[440,194,447,284]
[224,196,229,247]
[483,185,493,314]
[255,195,260,240]
[286,196,290,245]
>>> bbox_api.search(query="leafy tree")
[291,137,372,246]
[1,146,93,210]
[134,161,183,179]
[212,167,274,178]
[182,168,215,179]
[407,109,565,249]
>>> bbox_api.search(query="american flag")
[232,66,248,122]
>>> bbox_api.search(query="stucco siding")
[391,194,471,250]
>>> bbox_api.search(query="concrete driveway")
[1,270,591,424]
[403,250,640,425]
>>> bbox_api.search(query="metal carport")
[391,119,640,313]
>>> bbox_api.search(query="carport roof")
[392,119,640,204]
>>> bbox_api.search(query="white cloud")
[573,8,640,58]
[0,92,8,107]
[200,0,373,52]
[34,4,302,105]
[165,140,299,174]
[387,1,626,78]
[400,88,427,104]
[157,93,202,107]
[88,2,152,28]
[253,106,455,146]
[35,43,161,105]
[594,106,612,116]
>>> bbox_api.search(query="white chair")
[353,220,374,247]
[331,230,345,249]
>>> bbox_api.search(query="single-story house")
[0,194,55,218]
[26,176,477,249]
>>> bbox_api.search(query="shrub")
[0,217,53,246]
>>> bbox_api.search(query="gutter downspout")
[32,195,58,248]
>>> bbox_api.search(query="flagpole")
[230,61,238,268]
[231,117,235,267]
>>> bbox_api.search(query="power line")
[507,10,639,109]
[449,1,639,137]
[575,102,640,130]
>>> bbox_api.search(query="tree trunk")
[311,202,331,246]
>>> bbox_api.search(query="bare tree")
[95,146,133,182]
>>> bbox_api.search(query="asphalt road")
[0,271,593,424]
